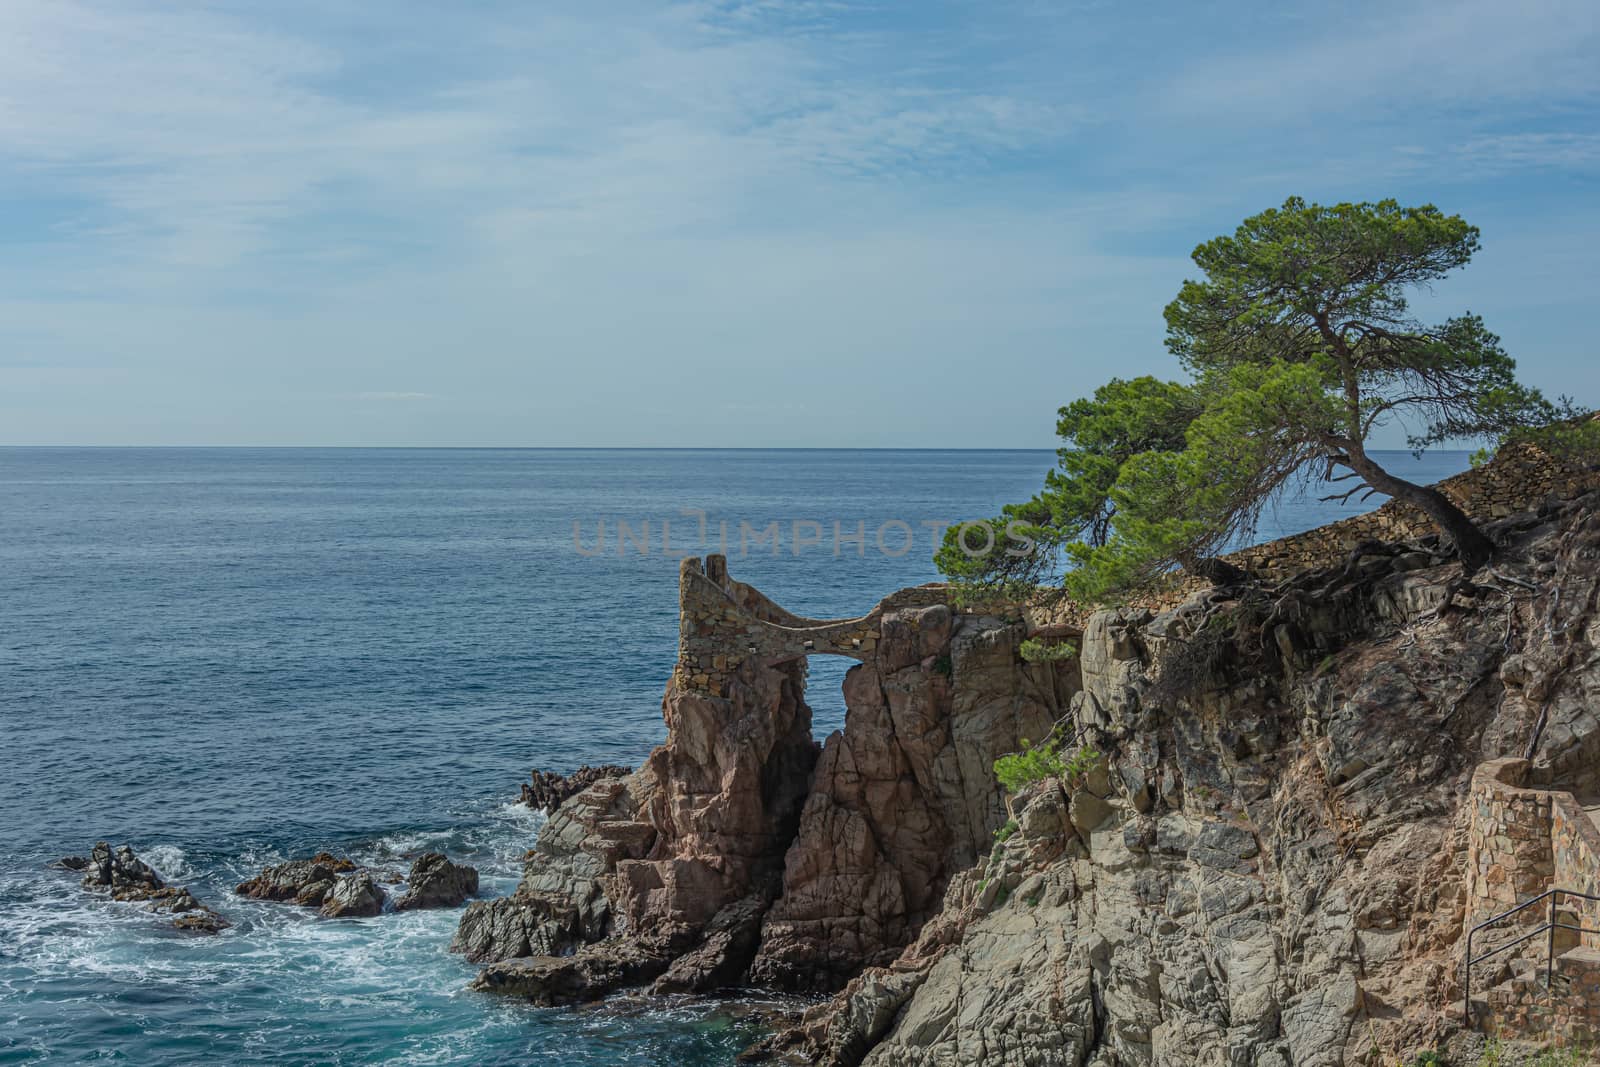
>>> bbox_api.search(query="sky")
[0,0,1596,448]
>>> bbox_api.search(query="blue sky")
[1,0,1596,447]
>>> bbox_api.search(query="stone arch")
[673,554,952,696]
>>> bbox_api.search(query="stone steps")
[1473,946,1600,1042]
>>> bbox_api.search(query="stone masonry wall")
[672,555,952,698]
[1465,760,1600,933]
[1467,759,1555,928]
[1552,795,1600,951]
[1465,760,1600,1043]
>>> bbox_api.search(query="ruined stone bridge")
[673,554,963,696]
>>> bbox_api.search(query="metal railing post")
[1547,890,1559,1024]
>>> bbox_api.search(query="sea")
[0,447,1470,1065]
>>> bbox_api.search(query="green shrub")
[1019,637,1077,664]
[994,731,1101,794]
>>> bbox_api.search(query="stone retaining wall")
[1467,759,1556,927]
[1465,760,1600,1042]
[1552,794,1600,951]
[1465,760,1600,932]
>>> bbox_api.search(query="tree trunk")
[1342,450,1494,572]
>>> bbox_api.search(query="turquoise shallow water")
[0,447,1469,1064]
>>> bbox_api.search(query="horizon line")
[0,444,1476,454]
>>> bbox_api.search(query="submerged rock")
[235,849,476,919]
[320,870,386,918]
[395,853,479,911]
[521,765,634,814]
[173,909,231,934]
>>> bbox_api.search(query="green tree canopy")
[941,197,1585,600]
[932,376,1200,593]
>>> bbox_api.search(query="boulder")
[173,908,231,935]
[395,853,479,911]
[452,777,656,964]
[652,895,767,994]
[81,842,165,898]
[321,870,386,918]
[471,939,677,1006]
[235,854,355,906]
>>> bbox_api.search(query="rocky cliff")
[456,479,1600,1065]
[455,565,1075,1002]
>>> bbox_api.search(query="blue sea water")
[0,447,1470,1065]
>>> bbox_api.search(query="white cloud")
[1451,132,1600,172]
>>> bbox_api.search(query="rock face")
[70,842,231,934]
[235,853,355,907]
[395,853,478,910]
[452,774,657,965]
[521,765,634,814]
[320,870,386,918]
[777,495,1600,1066]
[454,650,824,1001]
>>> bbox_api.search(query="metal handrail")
[1463,887,1600,1025]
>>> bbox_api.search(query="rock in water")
[235,854,355,907]
[520,765,634,814]
[72,842,230,934]
[395,853,479,911]
[173,910,231,934]
[320,870,386,918]
[471,940,679,1006]
[652,895,767,995]
[81,842,165,897]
